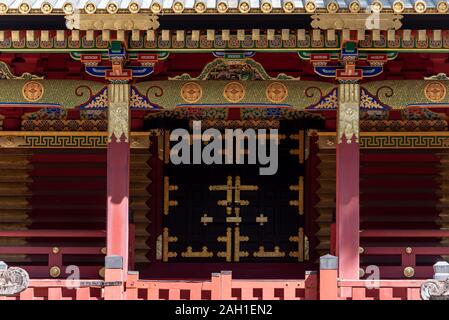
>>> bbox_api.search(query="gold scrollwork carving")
[289,130,305,164]
[163,176,178,215]
[162,227,178,262]
[108,83,130,143]
[181,246,213,258]
[253,246,285,258]
[338,83,360,144]
[0,61,43,80]
[289,176,304,215]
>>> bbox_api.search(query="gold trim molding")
[311,13,403,30]
[0,132,150,149]
[65,13,160,31]
[314,131,449,149]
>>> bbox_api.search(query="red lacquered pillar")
[105,83,130,299]
[336,82,360,281]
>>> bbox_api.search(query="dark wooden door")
[161,130,307,263]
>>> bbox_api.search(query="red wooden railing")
[1,268,432,300]
[125,271,318,300]
[0,280,105,300]
[319,258,426,300]
[1,271,317,300]
[337,279,424,300]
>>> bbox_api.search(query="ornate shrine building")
[1,0,449,300]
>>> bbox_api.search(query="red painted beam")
[0,230,105,238]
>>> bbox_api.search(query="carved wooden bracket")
[0,261,29,296]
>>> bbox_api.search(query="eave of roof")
[0,0,448,15]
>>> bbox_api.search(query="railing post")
[125,271,139,300]
[104,255,125,300]
[211,273,221,300]
[305,271,318,300]
[220,271,233,300]
[320,254,339,300]
[433,261,449,281]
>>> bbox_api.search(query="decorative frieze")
[1,29,449,52]
[0,132,150,149]
[315,131,449,149]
